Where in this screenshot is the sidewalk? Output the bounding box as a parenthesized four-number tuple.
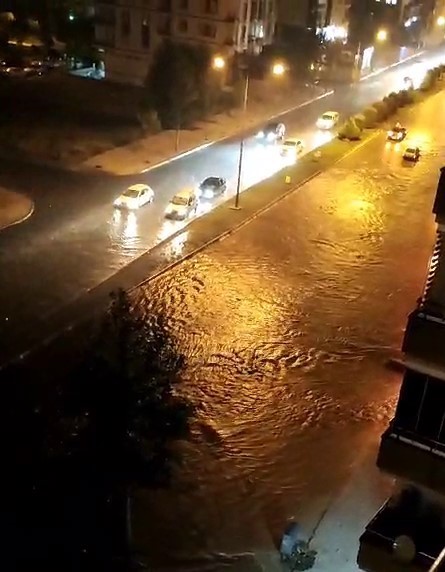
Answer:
(0, 188, 34, 231)
(82, 84, 330, 176)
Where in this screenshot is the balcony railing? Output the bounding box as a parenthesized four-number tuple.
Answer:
(358, 495, 445, 572)
(377, 426, 445, 495)
(403, 311, 445, 368)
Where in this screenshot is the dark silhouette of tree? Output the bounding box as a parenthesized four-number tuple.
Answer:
(146, 41, 214, 128)
(62, 289, 195, 566)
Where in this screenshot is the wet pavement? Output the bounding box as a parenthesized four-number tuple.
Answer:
(129, 92, 444, 569)
(0, 51, 444, 364)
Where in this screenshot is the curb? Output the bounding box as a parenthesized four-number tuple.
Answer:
(130, 130, 382, 293)
(359, 50, 426, 83)
(0, 198, 34, 231)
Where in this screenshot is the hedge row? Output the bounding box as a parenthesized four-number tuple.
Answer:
(338, 63, 445, 141)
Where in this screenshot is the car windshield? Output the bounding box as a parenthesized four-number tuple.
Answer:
(266, 123, 278, 131)
(123, 189, 140, 198)
(172, 195, 188, 206)
(393, 126, 403, 132)
(284, 141, 296, 147)
(406, 148, 416, 154)
(321, 114, 333, 120)
(201, 177, 219, 187)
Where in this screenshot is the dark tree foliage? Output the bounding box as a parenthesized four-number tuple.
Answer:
(146, 40, 214, 128)
(65, 289, 194, 486)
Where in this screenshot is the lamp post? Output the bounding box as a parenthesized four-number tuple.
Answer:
(233, 61, 286, 210)
(233, 69, 249, 210)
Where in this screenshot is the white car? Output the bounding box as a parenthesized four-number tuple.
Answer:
(280, 138, 304, 158)
(316, 111, 339, 130)
(165, 188, 198, 220)
(114, 184, 155, 209)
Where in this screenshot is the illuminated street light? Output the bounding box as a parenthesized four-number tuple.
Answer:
(212, 55, 225, 70)
(376, 29, 388, 42)
(272, 62, 285, 76)
(437, 16, 445, 27)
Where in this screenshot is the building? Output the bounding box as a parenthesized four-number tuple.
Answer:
(95, 0, 276, 85)
(348, 0, 405, 48)
(358, 167, 445, 572)
(275, 0, 349, 39)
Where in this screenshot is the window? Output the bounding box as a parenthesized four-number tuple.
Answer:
(141, 18, 150, 48)
(157, 16, 171, 35)
(159, 0, 171, 11)
(179, 0, 188, 10)
(178, 18, 188, 33)
(199, 22, 216, 37)
(121, 9, 130, 37)
(204, 0, 218, 14)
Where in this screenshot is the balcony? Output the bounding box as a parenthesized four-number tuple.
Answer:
(376, 368, 445, 492)
(377, 427, 445, 496)
(358, 493, 445, 572)
(403, 311, 445, 369)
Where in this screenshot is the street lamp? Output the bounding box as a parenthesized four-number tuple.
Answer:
(376, 29, 388, 42)
(272, 62, 286, 76)
(437, 16, 445, 27)
(212, 55, 225, 70)
(233, 61, 286, 210)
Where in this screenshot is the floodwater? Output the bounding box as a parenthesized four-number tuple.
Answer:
(130, 93, 444, 569)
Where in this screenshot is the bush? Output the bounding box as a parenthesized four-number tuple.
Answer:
(363, 106, 378, 127)
(383, 95, 398, 114)
(372, 101, 389, 121)
(420, 71, 435, 91)
(338, 118, 361, 141)
(354, 113, 366, 130)
(397, 89, 411, 106)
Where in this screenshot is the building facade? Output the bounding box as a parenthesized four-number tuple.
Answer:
(358, 167, 445, 572)
(95, 0, 276, 85)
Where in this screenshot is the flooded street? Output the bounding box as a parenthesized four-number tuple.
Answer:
(131, 93, 444, 568)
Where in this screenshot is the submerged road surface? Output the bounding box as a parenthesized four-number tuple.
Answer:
(130, 90, 444, 569)
(0, 50, 444, 363)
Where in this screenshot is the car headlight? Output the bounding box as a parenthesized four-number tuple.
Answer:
(267, 132, 275, 140)
(257, 131, 264, 138)
(113, 199, 121, 207)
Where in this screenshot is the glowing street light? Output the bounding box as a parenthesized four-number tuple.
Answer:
(376, 29, 388, 42)
(212, 55, 225, 70)
(437, 16, 445, 27)
(272, 61, 286, 76)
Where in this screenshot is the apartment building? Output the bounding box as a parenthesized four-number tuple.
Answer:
(358, 168, 445, 572)
(275, 0, 349, 43)
(95, 0, 276, 85)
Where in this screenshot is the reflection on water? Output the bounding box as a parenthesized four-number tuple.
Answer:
(109, 209, 141, 255)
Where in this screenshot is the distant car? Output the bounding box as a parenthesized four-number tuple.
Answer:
(280, 138, 304, 158)
(114, 184, 155, 209)
(403, 76, 414, 89)
(387, 125, 407, 142)
(316, 111, 339, 130)
(256, 122, 286, 143)
(198, 177, 227, 199)
(403, 147, 420, 162)
(165, 188, 198, 220)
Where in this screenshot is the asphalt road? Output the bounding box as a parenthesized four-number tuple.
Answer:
(0, 49, 444, 364)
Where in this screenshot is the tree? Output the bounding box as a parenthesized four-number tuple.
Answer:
(62, 289, 195, 565)
(146, 41, 211, 129)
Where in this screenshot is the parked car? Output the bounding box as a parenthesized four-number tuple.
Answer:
(316, 111, 339, 130)
(198, 177, 227, 199)
(403, 147, 420, 162)
(165, 188, 198, 220)
(113, 184, 155, 209)
(256, 122, 286, 143)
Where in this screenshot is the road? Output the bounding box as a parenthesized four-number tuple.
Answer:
(0, 50, 444, 364)
(130, 85, 445, 570)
